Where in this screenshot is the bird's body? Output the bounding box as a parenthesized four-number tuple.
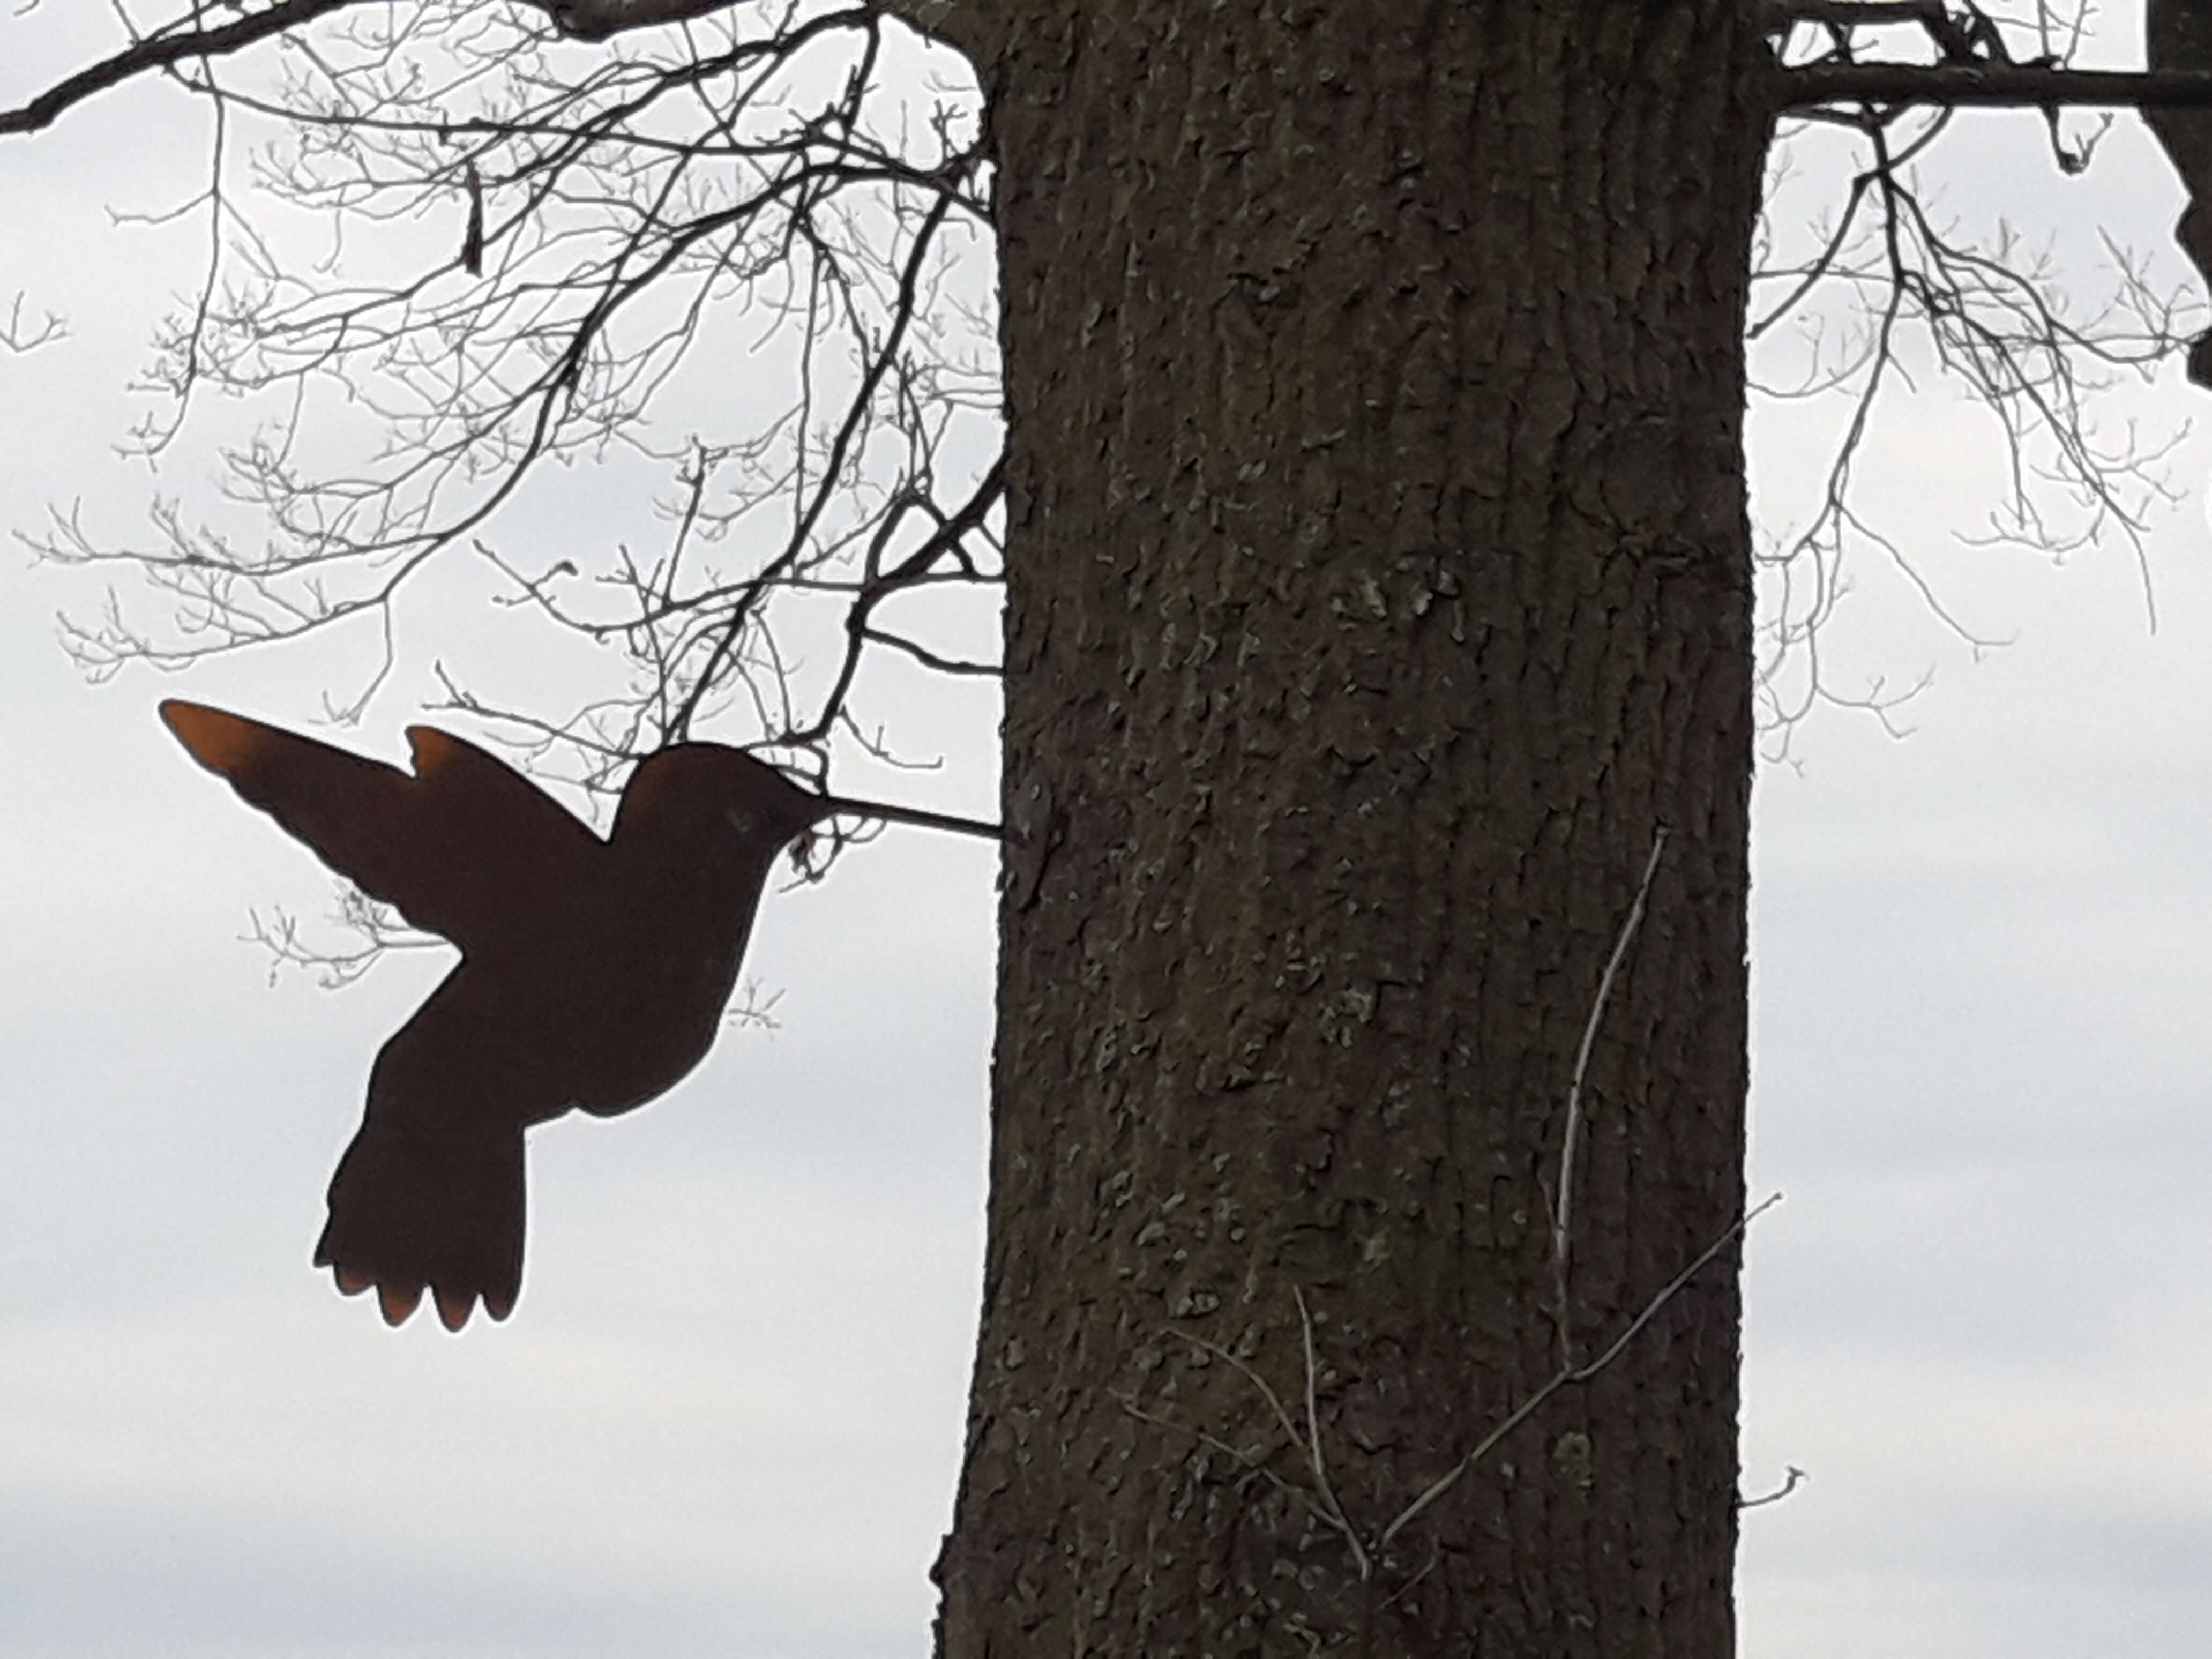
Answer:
(160, 701, 838, 1331)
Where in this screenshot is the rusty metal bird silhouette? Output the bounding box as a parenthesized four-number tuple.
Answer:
(159, 699, 998, 1333)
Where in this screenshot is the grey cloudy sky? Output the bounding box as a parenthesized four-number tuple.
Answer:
(7, 7, 2212, 1657)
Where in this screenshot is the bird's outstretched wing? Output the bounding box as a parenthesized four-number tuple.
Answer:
(160, 699, 601, 954)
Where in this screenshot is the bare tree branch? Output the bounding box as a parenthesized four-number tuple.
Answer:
(0, 0, 370, 137)
(540, 0, 757, 42)
(10, 1, 1000, 981)
(1750, 3, 2194, 752)
(1782, 64, 2212, 114)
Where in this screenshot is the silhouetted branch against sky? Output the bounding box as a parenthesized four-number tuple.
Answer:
(9, 0, 2203, 781)
(1745, 0, 2207, 749)
(0, 0, 901, 137)
(6, 0, 1003, 819)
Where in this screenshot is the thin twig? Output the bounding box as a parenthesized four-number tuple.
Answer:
(1552, 829, 1669, 1359)
(1114, 1394, 1311, 1511)
(1739, 1464, 1810, 1510)
(1380, 1192, 1783, 1551)
(1292, 1287, 1372, 1580)
(1172, 1322, 1372, 1574)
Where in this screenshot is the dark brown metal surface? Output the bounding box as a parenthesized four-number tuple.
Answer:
(159, 699, 994, 1331)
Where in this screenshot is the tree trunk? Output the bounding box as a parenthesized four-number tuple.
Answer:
(2146, 0, 2212, 383)
(935, 6, 1769, 1651)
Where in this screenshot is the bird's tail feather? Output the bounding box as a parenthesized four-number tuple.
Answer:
(313, 1123, 525, 1331)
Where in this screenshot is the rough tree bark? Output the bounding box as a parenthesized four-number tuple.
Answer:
(2147, 0, 2212, 382)
(6, 0, 2203, 1648)
(932, 4, 1771, 1653)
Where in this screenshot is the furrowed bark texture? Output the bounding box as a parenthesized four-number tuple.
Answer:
(938, 5, 1768, 1652)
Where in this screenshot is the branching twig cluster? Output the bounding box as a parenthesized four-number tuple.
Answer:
(1, 292, 67, 354)
(1764, 0, 2072, 79)
(1128, 1210, 1788, 1588)
(1753, 2, 2197, 753)
(245, 884, 443, 989)
(18, 1, 1002, 784)
(1123, 835, 1794, 1594)
(11, 1, 1003, 977)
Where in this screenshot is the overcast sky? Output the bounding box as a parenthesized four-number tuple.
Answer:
(8, 8, 2212, 1657)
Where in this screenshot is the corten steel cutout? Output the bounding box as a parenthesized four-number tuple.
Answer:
(160, 699, 998, 1332)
